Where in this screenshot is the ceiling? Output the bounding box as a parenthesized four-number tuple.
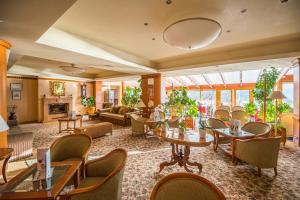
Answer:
(1, 0, 300, 80)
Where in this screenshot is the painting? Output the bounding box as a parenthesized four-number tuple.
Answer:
(10, 83, 22, 91)
(50, 81, 65, 96)
(81, 83, 87, 97)
(12, 91, 21, 100)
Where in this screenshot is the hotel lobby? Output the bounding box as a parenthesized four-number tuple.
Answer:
(0, 0, 300, 200)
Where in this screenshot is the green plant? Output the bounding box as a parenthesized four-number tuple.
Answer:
(81, 96, 95, 108)
(244, 102, 257, 116)
(278, 102, 292, 113)
(178, 121, 186, 131)
(121, 86, 141, 108)
(259, 101, 292, 123)
(253, 67, 280, 103)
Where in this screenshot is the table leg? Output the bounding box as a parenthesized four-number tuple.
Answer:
(73, 169, 80, 188)
(80, 119, 82, 127)
(67, 121, 69, 129)
(214, 132, 219, 151)
(184, 146, 202, 173)
(74, 121, 76, 129)
(59, 121, 62, 133)
(159, 144, 177, 172)
(2, 155, 11, 183)
(231, 139, 235, 163)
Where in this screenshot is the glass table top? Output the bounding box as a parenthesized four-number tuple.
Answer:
(214, 128, 255, 138)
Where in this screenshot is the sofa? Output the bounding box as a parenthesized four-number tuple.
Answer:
(74, 122, 113, 139)
(99, 106, 135, 126)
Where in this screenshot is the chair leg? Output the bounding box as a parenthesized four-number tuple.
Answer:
(258, 167, 261, 176)
(274, 167, 278, 176)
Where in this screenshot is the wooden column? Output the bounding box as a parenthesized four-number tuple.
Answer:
(121, 81, 125, 97)
(94, 81, 103, 110)
(216, 89, 221, 107)
(263, 78, 267, 123)
(292, 58, 300, 146)
(0, 40, 11, 148)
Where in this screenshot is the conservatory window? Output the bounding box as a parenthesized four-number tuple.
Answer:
(236, 90, 250, 106)
(282, 83, 293, 108)
(220, 90, 231, 106)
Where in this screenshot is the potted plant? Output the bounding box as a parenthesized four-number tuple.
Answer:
(121, 86, 141, 108)
(156, 119, 169, 133)
(244, 102, 257, 121)
(178, 121, 186, 135)
(81, 96, 96, 114)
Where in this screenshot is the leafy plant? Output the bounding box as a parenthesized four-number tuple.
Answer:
(259, 101, 292, 123)
(178, 121, 186, 131)
(278, 102, 292, 113)
(253, 67, 280, 103)
(81, 96, 95, 108)
(244, 102, 257, 116)
(121, 86, 141, 108)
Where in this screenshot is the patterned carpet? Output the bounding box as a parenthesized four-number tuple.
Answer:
(7, 120, 300, 200)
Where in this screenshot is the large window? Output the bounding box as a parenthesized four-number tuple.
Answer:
(200, 90, 216, 108)
(188, 90, 200, 102)
(282, 83, 293, 108)
(236, 90, 250, 106)
(220, 90, 231, 106)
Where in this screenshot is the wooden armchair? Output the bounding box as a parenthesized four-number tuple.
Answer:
(207, 118, 230, 151)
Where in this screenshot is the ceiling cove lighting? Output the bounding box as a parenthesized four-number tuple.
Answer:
(163, 18, 222, 50)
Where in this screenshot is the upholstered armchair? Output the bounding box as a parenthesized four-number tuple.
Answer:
(150, 172, 226, 200)
(218, 105, 230, 112)
(206, 118, 230, 151)
(50, 134, 92, 176)
(241, 122, 271, 137)
(231, 110, 249, 124)
(232, 106, 244, 111)
(214, 109, 230, 121)
(130, 114, 148, 136)
(233, 137, 281, 176)
(62, 148, 127, 200)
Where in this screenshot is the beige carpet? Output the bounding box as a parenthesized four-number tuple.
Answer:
(5, 120, 300, 200)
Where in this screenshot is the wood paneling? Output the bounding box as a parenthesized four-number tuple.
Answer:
(0, 40, 11, 148)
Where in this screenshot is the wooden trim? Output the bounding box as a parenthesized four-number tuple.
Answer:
(150, 172, 226, 200)
(141, 73, 161, 79)
(63, 148, 127, 199)
(7, 76, 38, 80)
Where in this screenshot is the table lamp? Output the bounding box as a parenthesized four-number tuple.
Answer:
(268, 90, 286, 136)
(0, 114, 9, 132)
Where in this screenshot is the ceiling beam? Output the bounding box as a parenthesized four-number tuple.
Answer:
(168, 77, 182, 86)
(277, 67, 290, 83)
(219, 72, 226, 88)
(187, 76, 200, 87)
(202, 74, 212, 88)
(174, 77, 187, 86)
(239, 71, 243, 86)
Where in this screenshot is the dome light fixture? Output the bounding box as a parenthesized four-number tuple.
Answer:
(59, 64, 85, 74)
(163, 18, 222, 50)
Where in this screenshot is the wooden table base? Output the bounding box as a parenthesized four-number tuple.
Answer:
(159, 144, 202, 173)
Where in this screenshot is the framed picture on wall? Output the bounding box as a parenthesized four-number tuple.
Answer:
(50, 81, 65, 96)
(10, 83, 22, 91)
(12, 91, 21, 100)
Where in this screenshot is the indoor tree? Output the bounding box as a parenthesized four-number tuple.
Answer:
(121, 86, 142, 108)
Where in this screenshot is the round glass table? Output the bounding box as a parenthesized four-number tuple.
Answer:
(155, 129, 213, 173)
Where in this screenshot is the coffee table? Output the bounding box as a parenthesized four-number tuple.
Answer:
(58, 116, 82, 133)
(213, 128, 255, 162)
(0, 160, 82, 200)
(155, 129, 213, 173)
(0, 148, 13, 183)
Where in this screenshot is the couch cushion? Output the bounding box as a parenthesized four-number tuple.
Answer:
(118, 107, 129, 115)
(100, 112, 124, 120)
(78, 177, 105, 188)
(111, 107, 120, 114)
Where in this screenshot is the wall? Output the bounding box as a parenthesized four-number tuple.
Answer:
(37, 79, 94, 122)
(7, 77, 38, 123)
(7, 77, 94, 123)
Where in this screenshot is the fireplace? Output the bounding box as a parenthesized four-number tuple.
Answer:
(48, 103, 68, 115)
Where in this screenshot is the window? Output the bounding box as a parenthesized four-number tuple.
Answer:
(282, 83, 293, 108)
(220, 90, 231, 106)
(200, 90, 216, 108)
(188, 90, 200, 102)
(236, 90, 249, 106)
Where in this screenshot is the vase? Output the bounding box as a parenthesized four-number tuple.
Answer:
(87, 106, 95, 115)
(199, 129, 206, 139)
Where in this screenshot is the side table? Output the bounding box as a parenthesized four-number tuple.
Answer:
(0, 148, 14, 183)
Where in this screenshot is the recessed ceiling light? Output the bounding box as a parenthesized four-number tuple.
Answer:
(144, 22, 148, 26)
(166, 0, 172, 5)
(281, 0, 288, 3)
(152, 38, 155, 40)
(241, 9, 247, 13)
(226, 30, 231, 33)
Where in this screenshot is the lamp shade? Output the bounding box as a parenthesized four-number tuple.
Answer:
(148, 100, 154, 107)
(268, 91, 286, 100)
(0, 115, 9, 132)
(137, 100, 146, 108)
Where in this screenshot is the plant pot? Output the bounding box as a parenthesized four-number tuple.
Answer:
(87, 106, 95, 115)
(199, 129, 206, 139)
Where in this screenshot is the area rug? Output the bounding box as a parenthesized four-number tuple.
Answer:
(8, 121, 300, 200)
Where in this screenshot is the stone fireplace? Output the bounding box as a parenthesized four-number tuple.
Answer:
(42, 96, 73, 122)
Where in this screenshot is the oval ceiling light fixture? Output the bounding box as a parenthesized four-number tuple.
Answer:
(163, 18, 222, 50)
(60, 64, 86, 74)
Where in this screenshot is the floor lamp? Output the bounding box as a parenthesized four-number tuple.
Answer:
(268, 91, 286, 136)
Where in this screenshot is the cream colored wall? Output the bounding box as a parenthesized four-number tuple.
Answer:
(37, 79, 94, 122)
(7, 78, 38, 123)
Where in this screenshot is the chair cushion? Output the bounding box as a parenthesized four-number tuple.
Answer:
(111, 107, 120, 114)
(100, 112, 124, 120)
(78, 177, 105, 188)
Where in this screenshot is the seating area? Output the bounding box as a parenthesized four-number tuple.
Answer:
(1, 1, 300, 200)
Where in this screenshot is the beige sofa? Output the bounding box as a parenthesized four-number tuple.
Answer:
(99, 106, 134, 126)
(75, 122, 113, 139)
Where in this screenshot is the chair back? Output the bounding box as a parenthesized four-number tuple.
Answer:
(241, 122, 271, 137)
(150, 173, 226, 200)
(232, 106, 244, 111)
(218, 105, 230, 112)
(206, 118, 227, 129)
(214, 109, 230, 121)
(231, 110, 249, 123)
(50, 134, 91, 162)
